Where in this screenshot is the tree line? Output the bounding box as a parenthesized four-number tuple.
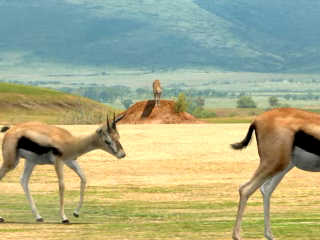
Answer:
(58, 85, 230, 106)
(59, 85, 231, 100)
(59, 85, 318, 112)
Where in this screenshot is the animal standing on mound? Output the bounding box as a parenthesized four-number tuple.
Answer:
(152, 79, 162, 107)
(231, 108, 320, 240)
(0, 114, 125, 223)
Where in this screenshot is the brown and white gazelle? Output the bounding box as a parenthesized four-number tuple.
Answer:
(231, 108, 320, 240)
(152, 79, 162, 107)
(0, 114, 125, 223)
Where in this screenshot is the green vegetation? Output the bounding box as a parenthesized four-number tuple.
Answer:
(184, 96, 216, 118)
(0, 82, 266, 125)
(236, 95, 257, 108)
(50, 76, 320, 113)
(0, 82, 63, 96)
(121, 99, 133, 109)
(200, 108, 264, 123)
(174, 93, 188, 113)
(0, 186, 234, 239)
(1, 185, 320, 239)
(0, 83, 119, 124)
(2, 80, 320, 124)
(203, 117, 253, 124)
(268, 96, 279, 107)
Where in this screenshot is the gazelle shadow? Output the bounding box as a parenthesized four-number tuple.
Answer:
(141, 100, 156, 118)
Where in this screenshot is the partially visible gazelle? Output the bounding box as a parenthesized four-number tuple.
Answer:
(231, 108, 320, 240)
(0, 114, 125, 223)
(152, 79, 162, 107)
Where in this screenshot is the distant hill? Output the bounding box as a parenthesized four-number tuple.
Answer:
(0, 0, 320, 72)
(0, 82, 119, 124)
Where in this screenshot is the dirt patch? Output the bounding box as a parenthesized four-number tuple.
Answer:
(118, 100, 204, 124)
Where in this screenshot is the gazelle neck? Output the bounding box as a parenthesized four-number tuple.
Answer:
(66, 133, 99, 159)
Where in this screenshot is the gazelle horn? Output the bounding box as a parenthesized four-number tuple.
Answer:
(106, 115, 110, 130)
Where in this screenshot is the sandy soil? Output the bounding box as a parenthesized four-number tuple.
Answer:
(1, 123, 317, 201)
(1, 123, 320, 240)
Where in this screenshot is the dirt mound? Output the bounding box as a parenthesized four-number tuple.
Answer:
(118, 100, 204, 124)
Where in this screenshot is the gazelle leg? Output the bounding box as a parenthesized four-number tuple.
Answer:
(65, 160, 87, 218)
(20, 160, 44, 222)
(55, 160, 69, 223)
(0, 148, 19, 180)
(0, 166, 11, 180)
(232, 165, 268, 240)
(232, 163, 284, 240)
(0, 166, 10, 223)
(260, 162, 294, 240)
(232, 128, 293, 240)
(0, 151, 19, 222)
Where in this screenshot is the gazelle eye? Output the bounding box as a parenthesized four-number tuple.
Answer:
(105, 135, 112, 145)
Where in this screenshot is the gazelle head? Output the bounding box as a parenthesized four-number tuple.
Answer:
(96, 113, 126, 159)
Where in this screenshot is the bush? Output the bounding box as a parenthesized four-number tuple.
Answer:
(191, 107, 217, 118)
(268, 96, 279, 107)
(174, 93, 188, 113)
(236, 96, 257, 108)
(122, 99, 133, 109)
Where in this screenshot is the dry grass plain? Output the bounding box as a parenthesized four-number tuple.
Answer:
(1, 124, 320, 239)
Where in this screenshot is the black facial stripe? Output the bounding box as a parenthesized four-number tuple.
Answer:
(17, 137, 63, 156)
(115, 141, 123, 150)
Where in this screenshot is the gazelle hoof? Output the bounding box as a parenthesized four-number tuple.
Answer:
(36, 218, 44, 222)
(62, 219, 70, 224)
(0, 217, 4, 223)
(73, 212, 79, 218)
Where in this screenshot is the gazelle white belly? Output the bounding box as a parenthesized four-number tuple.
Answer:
(292, 147, 320, 172)
(18, 149, 56, 165)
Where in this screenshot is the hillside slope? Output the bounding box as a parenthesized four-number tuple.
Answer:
(0, 0, 320, 72)
(0, 82, 118, 124)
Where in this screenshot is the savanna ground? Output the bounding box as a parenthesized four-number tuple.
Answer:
(1, 124, 320, 240)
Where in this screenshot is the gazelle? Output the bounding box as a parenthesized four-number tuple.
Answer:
(231, 108, 320, 240)
(152, 79, 162, 107)
(0, 114, 125, 223)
